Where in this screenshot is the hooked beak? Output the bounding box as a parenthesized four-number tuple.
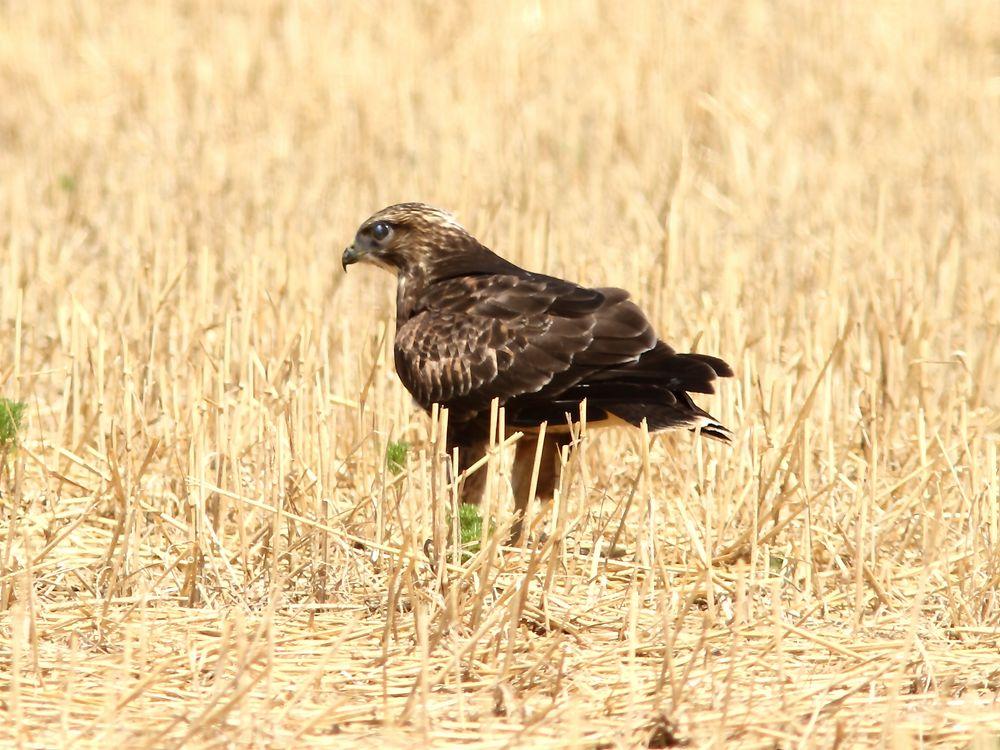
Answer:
(342, 245, 363, 271)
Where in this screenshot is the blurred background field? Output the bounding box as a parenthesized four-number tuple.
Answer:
(1, 1, 998, 747)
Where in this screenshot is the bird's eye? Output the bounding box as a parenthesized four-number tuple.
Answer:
(371, 222, 391, 241)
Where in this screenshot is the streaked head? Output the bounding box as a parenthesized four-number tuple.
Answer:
(342, 203, 471, 273)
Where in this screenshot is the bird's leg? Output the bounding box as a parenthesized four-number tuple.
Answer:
(510, 434, 566, 545)
(449, 437, 488, 507)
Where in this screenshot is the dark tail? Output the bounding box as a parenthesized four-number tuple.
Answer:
(510, 342, 735, 442)
(580, 386, 734, 444)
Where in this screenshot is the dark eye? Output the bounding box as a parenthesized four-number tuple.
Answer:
(371, 222, 391, 241)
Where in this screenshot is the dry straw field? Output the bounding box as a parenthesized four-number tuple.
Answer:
(1, 1, 999, 747)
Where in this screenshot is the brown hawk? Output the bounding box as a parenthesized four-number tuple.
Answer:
(343, 203, 732, 537)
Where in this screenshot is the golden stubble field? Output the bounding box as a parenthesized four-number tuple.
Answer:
(1, 1, 998, 747)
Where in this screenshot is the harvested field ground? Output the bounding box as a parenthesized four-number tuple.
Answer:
(1, 1, 999, 747)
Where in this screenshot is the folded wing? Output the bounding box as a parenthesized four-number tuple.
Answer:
(394, 272, 732, 441)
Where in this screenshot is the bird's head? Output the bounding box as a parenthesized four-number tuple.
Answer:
(342, 203, 474, 274)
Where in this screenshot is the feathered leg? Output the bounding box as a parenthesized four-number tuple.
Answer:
(451, 436, 488, 507)
(510, 433, 569, 543)
(449, 430, 569, 545)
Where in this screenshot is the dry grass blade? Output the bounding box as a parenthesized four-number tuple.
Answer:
(0, 1, 998, 747)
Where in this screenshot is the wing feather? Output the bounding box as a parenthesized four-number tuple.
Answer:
(394, 274, 623, 418)
(393, 272, 725, 434)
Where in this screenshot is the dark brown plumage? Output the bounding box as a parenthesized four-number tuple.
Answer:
(343, 203, 733, 533)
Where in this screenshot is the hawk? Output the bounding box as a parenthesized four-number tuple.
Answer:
(343, 203, 732, 537)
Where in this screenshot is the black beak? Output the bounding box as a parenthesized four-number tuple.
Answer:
(342, 245, 361, 271)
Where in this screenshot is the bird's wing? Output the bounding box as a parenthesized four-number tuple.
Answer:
(393, 274, 656, 419)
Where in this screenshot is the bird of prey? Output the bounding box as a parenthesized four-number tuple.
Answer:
(342, 203, 732, 537)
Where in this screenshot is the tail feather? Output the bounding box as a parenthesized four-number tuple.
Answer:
(697, 421, 734, 443)
(589, 343, 730, 394)
(506, 340, 734, 442)
(600, 396, 732, 444)
(509, 383, 733, 443)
